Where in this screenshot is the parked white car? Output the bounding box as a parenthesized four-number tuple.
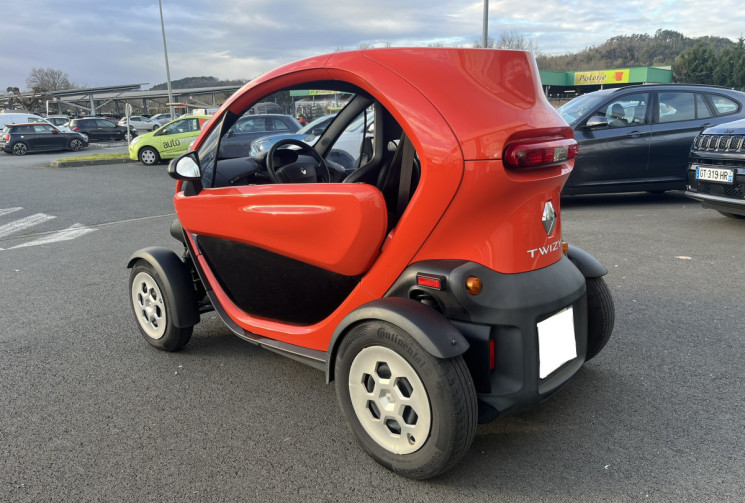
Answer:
(149, 113, 177, 125)
(118, 116, 158, 132)
(45, 116, 72, 132)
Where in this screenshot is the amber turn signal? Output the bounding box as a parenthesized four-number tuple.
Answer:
(562, 241, 569, 255)
(465, 276, 482, 295)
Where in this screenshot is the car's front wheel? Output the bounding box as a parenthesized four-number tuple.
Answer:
(335, 320, 477, 479)
(139, 147, 161, 166)
(129, 261, 192, 351)
(68, 138, 85, 151)
(12, 142, 28, 155)
(79, 132, 90, 143)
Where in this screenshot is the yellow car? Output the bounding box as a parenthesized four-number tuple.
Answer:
(128, 115, 211, 165)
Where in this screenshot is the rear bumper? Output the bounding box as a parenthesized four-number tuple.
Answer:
(387, 257, 588, 423)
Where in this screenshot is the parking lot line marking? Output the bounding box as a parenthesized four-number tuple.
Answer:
(0, 213, 56, 238)
(10, 223, 97, 249)
(0, 207, 23, 217)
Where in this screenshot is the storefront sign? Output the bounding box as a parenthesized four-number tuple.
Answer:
(574, 69, 630, 86)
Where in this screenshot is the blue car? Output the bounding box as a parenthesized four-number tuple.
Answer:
(249, 114, 336, 156)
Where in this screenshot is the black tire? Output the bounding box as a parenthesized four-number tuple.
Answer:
(717, 210, 745, 219)
(335, 320, 477, 479)
(129, 261, 192, 351)
(80, 132, 90, 143)
(12, 142, 28, 156)
(585, 277, 615, 361)
(68, 138, 85, 151)
(139, 147, 161, 166)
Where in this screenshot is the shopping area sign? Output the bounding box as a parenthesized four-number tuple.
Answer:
(574, 69, 630, 86)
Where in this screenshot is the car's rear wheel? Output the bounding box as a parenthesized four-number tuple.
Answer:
(335, 320, 477, 479)
(68, 138, 85, 151)
(139, 147, 161, 166)
(129, 261, 192, 351)
(12, 142, 28, 155)
(586, 276, 615, 361)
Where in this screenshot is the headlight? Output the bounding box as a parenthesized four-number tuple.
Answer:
(131, 136, 142, 145)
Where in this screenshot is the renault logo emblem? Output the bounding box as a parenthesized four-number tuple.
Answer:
(542, 201, 556, 236)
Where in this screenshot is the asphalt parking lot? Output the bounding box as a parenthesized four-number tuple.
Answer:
(0, 150, 743, 501)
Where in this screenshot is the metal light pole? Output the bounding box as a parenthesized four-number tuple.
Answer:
(159, 0, 175, 117)
(482, 0, 489, 48)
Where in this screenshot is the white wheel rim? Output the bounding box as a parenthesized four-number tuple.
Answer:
(348, 345, 431, 454)
(131, 272, 166, 340)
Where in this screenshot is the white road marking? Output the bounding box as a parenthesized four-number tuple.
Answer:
(10, 223, 97, 249)
(0, 213, 56, 238)
(0, 207, 23, 217)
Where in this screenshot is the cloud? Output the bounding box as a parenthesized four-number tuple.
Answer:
(2, 0, 744, 92)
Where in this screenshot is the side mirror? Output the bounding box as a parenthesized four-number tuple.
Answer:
(168, 152, 203, 194)
(168, 151, 201, 179)
(584, 115, 609, 129)
(52, 129, 59, 134)
(311, 127, 325, 136)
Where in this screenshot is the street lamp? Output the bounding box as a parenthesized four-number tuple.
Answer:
(158, 0, 175, 117)
(482, 0, 489, 49)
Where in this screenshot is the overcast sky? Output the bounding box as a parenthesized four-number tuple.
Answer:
(3, 0, 743, 91)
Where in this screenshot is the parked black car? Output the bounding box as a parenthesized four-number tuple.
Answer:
(218, 114, 301, 158)
(68, 117, 135, 142)
(1, 123, 87, 155)
(685, 118, 745, 218)
(558, 84, 745, 195)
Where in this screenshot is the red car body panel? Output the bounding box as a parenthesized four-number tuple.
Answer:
(178, 48, 575, 350)
(174, 184, 387, 276)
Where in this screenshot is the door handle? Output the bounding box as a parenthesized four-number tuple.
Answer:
(626, 130, 649, 137)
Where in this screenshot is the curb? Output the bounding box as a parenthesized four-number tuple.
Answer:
(50, 158, 136, 168)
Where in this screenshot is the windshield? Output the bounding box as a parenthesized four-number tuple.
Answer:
(558, 92, 610, 125)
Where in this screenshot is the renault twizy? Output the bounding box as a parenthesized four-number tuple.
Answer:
(128, 48, 615, 479)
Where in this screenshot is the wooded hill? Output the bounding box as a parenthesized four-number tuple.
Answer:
(149, 76, 246, 90)
(536, 29, 745, 90)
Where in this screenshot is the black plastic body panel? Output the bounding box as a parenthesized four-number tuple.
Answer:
(127, 247, 200, 328)
(387, 257, 589, 422)
(325, 297, 470, 382)
(198, 236, 359, 325)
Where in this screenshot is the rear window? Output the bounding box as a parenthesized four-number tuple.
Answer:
(709, 94, 740, 116)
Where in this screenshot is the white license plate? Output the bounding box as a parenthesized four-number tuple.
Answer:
(695, 166, 734, 184)
(537, 307, 577, 379)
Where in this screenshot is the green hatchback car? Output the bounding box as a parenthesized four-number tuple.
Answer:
(128, 115, 212, 165)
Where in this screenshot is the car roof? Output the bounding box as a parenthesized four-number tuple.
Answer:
(603, 83, 745, 94)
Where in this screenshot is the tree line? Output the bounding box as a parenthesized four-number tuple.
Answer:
(536, 29, 745, 90)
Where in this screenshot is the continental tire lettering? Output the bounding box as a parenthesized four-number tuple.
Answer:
(377, 327, 424, 367)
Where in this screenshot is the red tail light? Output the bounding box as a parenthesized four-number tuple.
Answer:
(504, 138, 578, 169)
(72, 126, 80, 131)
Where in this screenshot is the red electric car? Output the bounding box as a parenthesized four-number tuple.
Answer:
(128, 48, 614, 479)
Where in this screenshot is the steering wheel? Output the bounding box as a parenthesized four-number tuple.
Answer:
(266, 139, 330, 183)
